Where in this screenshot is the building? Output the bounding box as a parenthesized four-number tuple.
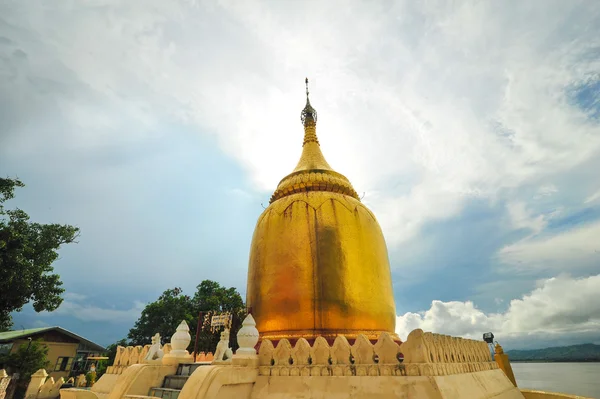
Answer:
(0, 326, 105, 380)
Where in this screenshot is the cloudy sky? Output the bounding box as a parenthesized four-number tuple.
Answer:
(1, 0, 599, 350)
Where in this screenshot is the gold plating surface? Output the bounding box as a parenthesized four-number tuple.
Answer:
(247, 85, 396, 342)
(293, 121, 331, 171)
(269, 119, 359, 203)
(247, 191, 397, 340)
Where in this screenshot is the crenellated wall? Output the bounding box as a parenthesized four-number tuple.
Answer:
(105, 344, 171, 375)
(105, 344, 214, 375)
(0, 369, 10, 399)
(23, 369, 87, 399)
(58, 321, 587, 399)
(256, 329, 498, 378)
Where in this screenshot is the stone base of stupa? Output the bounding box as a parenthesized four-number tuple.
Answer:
(60, 328, 590, 399)
(249, 370, 522, 398)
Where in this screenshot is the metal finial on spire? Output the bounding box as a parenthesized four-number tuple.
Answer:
(305, 77, 309, 97)
(301, 77, 317, 125)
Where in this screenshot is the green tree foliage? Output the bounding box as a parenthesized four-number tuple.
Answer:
(127, 280, 245, 353)
(0, 178, 79, 330)
(127, 288, 195, 346)
(0, 339, 50, 399)
(193, 280, 245, 312)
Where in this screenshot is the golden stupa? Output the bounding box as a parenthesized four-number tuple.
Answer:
(246, 79, 398, 344)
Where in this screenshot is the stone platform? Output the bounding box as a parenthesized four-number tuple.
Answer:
(59, 326, 593, 399)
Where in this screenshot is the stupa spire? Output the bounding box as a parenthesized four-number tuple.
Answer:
(301, 78, 318, 135)
(293, 78, 332, 171)
(268, 78, 360, 203)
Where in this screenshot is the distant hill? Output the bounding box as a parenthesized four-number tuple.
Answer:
(506, 343, 600, 362)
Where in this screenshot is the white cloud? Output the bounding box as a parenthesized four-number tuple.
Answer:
(2, 1, 599, 249)
(63, 292, 88, 302)
(535, 185, 558, 199)
(584, 189, 600, 204)
(498, 220, 600, 271)
(506, 201, 547, 235)
(396, 274, 600, 344)
(39, 294, 145, 323)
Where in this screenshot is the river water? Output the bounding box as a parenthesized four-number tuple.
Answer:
(512, 362, 600, 398)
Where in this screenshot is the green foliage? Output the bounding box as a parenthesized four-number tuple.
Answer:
(95, 359, 107, 379)
(127, 287, 195, 346)
(0, 340, 50, 399)
(85, 370, 96, 387)
(0, 178, 80, 330)
(0, 315, 12, 332)
(506, 343, 600, 362)
(0, 339, 49, 380)
(127, 280, 245, 353)
(193, 280, 245, 312)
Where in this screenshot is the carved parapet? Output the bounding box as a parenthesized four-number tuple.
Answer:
(256, 329, 497, 377)
(106, 344, 155, 374)
(37, 376, 64, 399)
(114, 346, 125, 367)
(121, 346, 132, 367)
(128, 346, 143, 365)
(399, 329, 498, 376)
(271, 339, 293, 376)
(258, 339, 275, 376)
(139, 344, 151, 362)
(0, 370, 10, 399)
(258, 333, 401, 377)
(291, 338, 311, 366)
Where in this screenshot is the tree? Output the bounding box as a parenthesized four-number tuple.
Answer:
(0, 178, 80, 330)
(127, 281, 245, 353)
(127, 288, 195, 346)
(193, 280, 244, 313)
(0, 339, 50, 399)
(192, 280, 246, 353)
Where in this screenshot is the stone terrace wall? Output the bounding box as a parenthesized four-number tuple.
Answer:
(105, 344, 171, 374)
(104, 344, 215, 375)
(257, 329, 497, 377)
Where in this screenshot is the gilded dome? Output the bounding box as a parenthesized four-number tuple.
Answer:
(246, 80, 397, 343)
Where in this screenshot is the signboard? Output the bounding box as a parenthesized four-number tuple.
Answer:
(211, 314, 232, 328)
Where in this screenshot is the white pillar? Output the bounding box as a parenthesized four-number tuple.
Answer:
(25, 369, 47, 399)
(232, 314, 260, 367)
(162, 320, 193, 365)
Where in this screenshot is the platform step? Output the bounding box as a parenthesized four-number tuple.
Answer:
(149, 387, 181, 399)
(162, 375, 188, 390)
(176, 363, 208, 376)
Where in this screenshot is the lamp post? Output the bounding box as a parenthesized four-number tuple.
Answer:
(483, 332, 495, 359)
